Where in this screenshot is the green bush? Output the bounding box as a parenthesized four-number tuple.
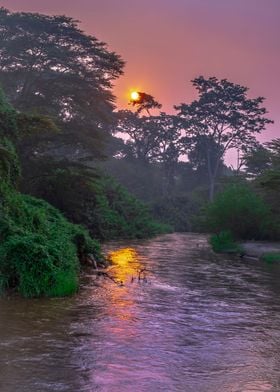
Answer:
(209, 230, 242, 253)
(89, 177, 170, 240)
(206, 184, 272, 240)
(0, 183, 101, 297)
(260, 252, 280, 263)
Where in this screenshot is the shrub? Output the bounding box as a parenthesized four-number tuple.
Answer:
(209, 230, 242, 253)
(206, 184, 272, 240)
(0, 184, 102, 297)
(260, 252, 280, 263)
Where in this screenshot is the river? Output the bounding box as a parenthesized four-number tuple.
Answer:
(1, 233, 280, 391)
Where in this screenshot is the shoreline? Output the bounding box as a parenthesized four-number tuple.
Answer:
(241, 242, 280, 260)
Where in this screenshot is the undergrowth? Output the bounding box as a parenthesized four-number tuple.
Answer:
(209, 230, 242, 254)
(0, 183, 101, 297)
(261, 252, 280, 264)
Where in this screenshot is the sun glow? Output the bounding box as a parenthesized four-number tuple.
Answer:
(130, 91, 140, 101)
(107, 248, 142, 283)
(108, 248, 138, 267)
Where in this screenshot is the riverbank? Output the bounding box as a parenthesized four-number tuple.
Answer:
(3, 233, 280, 391)
(241, 241, 280, 261)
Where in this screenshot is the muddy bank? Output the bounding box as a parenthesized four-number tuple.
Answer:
(241, 242, 280, 259)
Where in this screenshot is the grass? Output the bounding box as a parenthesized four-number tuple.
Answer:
(261, 252, 280, 264)
(209, 230, 242, 254)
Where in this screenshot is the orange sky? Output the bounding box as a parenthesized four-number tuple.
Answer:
(2, 0, 280, 157)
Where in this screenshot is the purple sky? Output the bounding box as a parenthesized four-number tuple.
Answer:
(1, 0, 279, 161)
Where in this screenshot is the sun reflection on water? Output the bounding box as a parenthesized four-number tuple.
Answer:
(107, 248, 142, 284)
(103, 247, 145, 327)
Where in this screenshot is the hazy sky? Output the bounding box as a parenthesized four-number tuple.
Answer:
(1, 0, 279, 149)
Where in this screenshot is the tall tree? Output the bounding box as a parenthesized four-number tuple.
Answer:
(186, 134, 225, 184)
(117, 110, 162, 163)
(116, 111, 182, 194)
(175, 76, 273, 200)
(0, 8, 124, 158)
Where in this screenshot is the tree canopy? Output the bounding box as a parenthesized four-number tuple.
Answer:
(175, 76, 273, 199)
(0, 7, 124, 157)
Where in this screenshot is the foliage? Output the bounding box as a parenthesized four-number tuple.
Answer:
(175, 76, 273, 200)
(117, 111, 181, 160)
(130, 92, 162, 115)
(0, 88, 18, 140)
(242, 144, 272, 178)
(102, 157, 213, 231)
(151, 194, 202, 232)
(20, 159, 169, 241)
(209, 230, 242, 253)
(260, 252, 280, 264)
(0, 183, 101, 297)
(0, 92, 21, 184)
(102, 157, 166, 201)
(0, 138, 20, 185)
(88, 177, 170, 240)
(0, 87, 102, 297)
(205, 183, 272, 240)
(265, 139, 280, 168)
(258, 169, 280, 196)
(0, 7, 124, 159)
(117, 111, 183, 192)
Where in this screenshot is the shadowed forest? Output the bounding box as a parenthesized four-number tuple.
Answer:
(0, 8, 279, 297)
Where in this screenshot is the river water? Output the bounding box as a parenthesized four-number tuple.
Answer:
(1, 233, 280, 392)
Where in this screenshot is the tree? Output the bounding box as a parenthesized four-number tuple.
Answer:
(265, 138, 280, 168)
(242, 144, 272, 178)
(117, 110, 182, 192)
(255, 139, 280, 237)
(151, 113, 183, 192)
(0, 89, 20, 183)
(130, 92, 162, 115)
(175, 76, 273, 200)
(0, 8, 124, 158)
(117, 110, 161, 163)
(187, 134, 225, 185)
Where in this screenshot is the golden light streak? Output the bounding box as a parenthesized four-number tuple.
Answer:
(107, 247, 142, 283)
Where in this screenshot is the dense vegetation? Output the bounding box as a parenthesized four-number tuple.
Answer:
(205, 141, 280, 251)
(0, 184, 101, 297)
(205, 183, 272, 240)
(0, 92, 101, 297)
(0, 9, 167, 297)
(21, 161, 169, 241)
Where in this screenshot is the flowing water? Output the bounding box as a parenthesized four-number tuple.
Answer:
(1, 233, 280, 392)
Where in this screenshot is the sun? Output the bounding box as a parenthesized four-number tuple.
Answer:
(130, 91, 140, 101)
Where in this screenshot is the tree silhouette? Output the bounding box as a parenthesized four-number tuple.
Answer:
(0, 8, 124, 157)
(175, 76, 273, 200)
(130, 92, 162, 115)
(117, 110, 182, 193)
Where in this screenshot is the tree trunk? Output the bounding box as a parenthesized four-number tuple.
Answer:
(207, 154, 222, 202)
(209, 178, 215, 202)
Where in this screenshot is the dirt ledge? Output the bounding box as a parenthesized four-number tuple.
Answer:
(241, 242, 280, 258)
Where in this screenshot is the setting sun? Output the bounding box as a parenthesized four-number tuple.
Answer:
(130, 91, 140, 101)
